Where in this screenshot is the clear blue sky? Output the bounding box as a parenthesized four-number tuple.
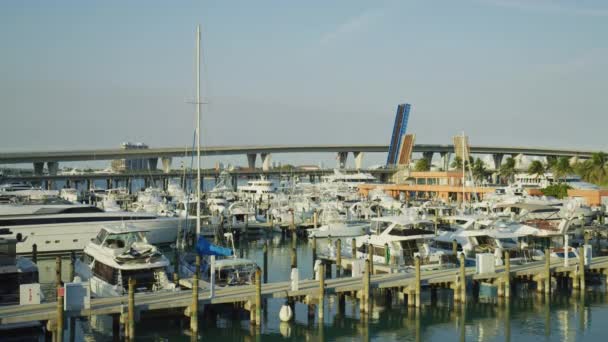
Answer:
(1, 0, 607, 167)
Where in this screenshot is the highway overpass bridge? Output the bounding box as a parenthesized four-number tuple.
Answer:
(0, 144, 602, 175)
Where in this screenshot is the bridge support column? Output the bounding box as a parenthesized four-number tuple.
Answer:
(492, 154, 504, 171)
(440, 152, 451, 171)
(570, 155, 579, 166)
(148, 158, 158, 171)
(354, 152, 364, 170)
(261, 153, 272, 172)
(422, 152, 434, 166)
(161, 157, 172, 173)
(33, 162, 44, 176)
(247, 154, 257, 169)
(46, 162, 59, 176)
(337, 152, 348, 169)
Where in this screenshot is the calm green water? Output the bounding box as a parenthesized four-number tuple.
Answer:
(36, 236, 608, 341)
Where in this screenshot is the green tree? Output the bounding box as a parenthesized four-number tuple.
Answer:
(471, 158, 488, 183)
(588, 152, 607, 184)
(499, 157, 516, 184)
(414, 158, 431, 172)
(551, 156, 573, 183)
(528, 160, 545, 179)
(541, 184, 571, 199)
(451, 156, 462, 170)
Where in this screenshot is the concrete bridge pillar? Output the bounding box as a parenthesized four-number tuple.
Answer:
(247, 154, 257, 169)
(513, 154, 524, 170)
(422, 152, 434, 166)
(33, 162, 44, 176)
(161, 157, 172, 173)
(337, 152, 348, 169)
(569, 155, 578, 166)
(46, 162, 59, 176)
(492, 154, 504, 170)
(148, 158, 158, 171)
(354, 152, 364, 170)
(440, 152, 451, 171)
(261, 153, 272, 172)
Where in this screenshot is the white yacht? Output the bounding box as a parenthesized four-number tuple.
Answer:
(238, 176, 276, 201)
(0, 204, 193, 255)
(59, 188, 81, 203)
(321, 169, 377, 190)
(75, 225, 175, 297)
(308, 209, 369, 238)
(355, 216, 447, 268)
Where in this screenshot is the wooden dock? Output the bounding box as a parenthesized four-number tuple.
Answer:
(2, 253, 608, 339)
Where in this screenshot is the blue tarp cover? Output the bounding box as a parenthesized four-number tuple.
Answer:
(195, 236, 233, 257)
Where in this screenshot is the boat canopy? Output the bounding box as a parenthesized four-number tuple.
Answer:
(196, 236, 233, 257)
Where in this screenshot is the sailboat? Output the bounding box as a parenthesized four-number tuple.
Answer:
(176, 25, 258, 287)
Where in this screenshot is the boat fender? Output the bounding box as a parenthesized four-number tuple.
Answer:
(279, 303, 293, 322)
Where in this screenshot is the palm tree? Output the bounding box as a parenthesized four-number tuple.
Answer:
(589, 152, 607, 184)
(552, 156, 573, 183)
(499, 157, 516, 184)
(528, 160, 545, 181)
(451, 156, 462, 170)
(414, 158, 431, 172)
(471, 158, 487, 183)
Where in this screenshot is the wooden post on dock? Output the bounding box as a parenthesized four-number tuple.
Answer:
(55, 256, 62, 287)
(313, 209, 318, 228)
(32, 244, 37, 264)
(415, 256, 421, 308)
(452, 240, 458, 256)
(128, 278, 135, 340)
(56, 286, 64, 342)
(504, 251, 511, 298)
(544, 249, 551, 294)
(351, 238, 357, 259)
(291, 247, 297, 269)
(263, 242, 268, 283)
(584, 231, 590, 246)
(191, 256, 200, 334)
(367, 243, 374, 275)
(318, 263, 325, 320)
(336, 239, 342, 277)
(312, 236, 317, 268)
(361, 259, 370, 313)
(579, 246, 586, 291)
(459, 253, 466, 303)
(255, 267, 262, 325)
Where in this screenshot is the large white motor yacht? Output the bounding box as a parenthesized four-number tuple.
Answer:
(75, 225, 175, 297)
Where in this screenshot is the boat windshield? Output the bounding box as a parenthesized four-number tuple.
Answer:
(101, 232, 144, 249)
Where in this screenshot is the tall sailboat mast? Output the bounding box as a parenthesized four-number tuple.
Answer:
(196, 25, 202, 237)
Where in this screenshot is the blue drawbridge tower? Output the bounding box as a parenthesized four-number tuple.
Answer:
(386, 103, 411, 166)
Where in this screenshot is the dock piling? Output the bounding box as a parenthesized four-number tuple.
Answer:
(504, 251, 511, 298)
(291, 247, 297, 269)
(579, 246, 586, 291)
(361, 259, 370, 313)
(255, 267, 262, 326)
(56, 286, 64, 342)
(459, 253, 466, 303)
(55, 256, 62, 288)
(312, 236, 317, 268)
(351, 238, 357, 259)
(128, 278, 135, 340)
(318, 263, 325, 321)
(190, 256, 200, 334)
(69, 251, 75, 282)
(336, 239, 342, 277)
(544, 249, 551, 294)
(415, 256, 421, 308)
(263, 242, 268, 283)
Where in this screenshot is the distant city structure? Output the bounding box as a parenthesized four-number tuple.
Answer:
(111, 142, 149, 172)
(386, 103, 411, 166)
